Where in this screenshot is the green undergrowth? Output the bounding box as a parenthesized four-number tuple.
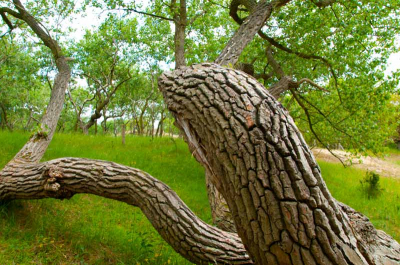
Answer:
(318, 161, 400, 243)
(0, 131, 207, 264)
(0, 131, 399, 264)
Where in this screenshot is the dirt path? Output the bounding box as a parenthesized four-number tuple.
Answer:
(312, 148, 400, 178)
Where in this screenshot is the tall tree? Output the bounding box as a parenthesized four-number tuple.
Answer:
(1, 1, 400, 264)
(68, 15, 137, 134)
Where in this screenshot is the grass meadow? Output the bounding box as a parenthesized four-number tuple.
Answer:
(0, 131, 399, 264)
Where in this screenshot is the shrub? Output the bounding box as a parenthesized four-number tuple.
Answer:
(360, 171, 383, 199)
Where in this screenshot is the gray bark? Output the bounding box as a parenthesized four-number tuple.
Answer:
(159, 63, 400, 265)
(0, 158, 252, 265)
(122, 123, 126, 145)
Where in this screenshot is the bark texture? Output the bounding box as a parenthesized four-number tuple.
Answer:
(159, 63, 400, 265)
(0, 158, 252, 265)
(206, 171, 237, 233)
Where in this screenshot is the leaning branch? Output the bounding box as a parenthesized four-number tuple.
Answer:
(215, 0, 273, 66)
(0, 158, 253, 265)
(4, 0, 71, 166)
(122, 8, 174, 22)
(289, 87, 347, 166)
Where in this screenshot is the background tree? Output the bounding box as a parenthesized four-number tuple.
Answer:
(68, 15, 138, 134)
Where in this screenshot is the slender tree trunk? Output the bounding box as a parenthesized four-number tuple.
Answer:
(7, 58, 71, 165)
(122, 123, 126, 145)
(159, 63, 400, 265)
(215, 0, 273, 67)
(74, 118, 79, 132)
(0, 103, 12, 131)
(173, 0, 187, 69)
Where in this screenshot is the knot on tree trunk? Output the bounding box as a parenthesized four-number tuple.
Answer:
(43, 166, 74, 199)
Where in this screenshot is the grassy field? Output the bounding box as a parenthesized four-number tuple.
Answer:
(0, 131, 399, 264)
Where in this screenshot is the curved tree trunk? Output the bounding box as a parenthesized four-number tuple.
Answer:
(159, 63, 400, 265)
(1, 1, 400, 264)
(207, 0, 275, 232)
(0, 158, 252, 265)
(206, 171, 237, 233)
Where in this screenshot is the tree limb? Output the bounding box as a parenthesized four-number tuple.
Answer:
(0, 158, 253, 265)
(122, 8, 174, 22)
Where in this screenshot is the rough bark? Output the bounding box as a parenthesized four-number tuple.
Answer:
(209, 0, 276, 232)
(159, 63, 400, 265)
(0, 158, 252, 265)
(206, 171, 237, 233)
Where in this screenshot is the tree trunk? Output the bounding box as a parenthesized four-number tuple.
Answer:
(122, 123, 126, 145)
(159, 63, 400, 265)
(0, 158, 252, 265)
(7, 57, 71, 165)
(174, 0, 187, 69)
(0, 103, 12, 131)
(215, 0, 272, 67)
(205, 0, 275, 232)
(206, 171, 237, 233)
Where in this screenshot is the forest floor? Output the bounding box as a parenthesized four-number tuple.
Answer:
(312, 148, 400, 178)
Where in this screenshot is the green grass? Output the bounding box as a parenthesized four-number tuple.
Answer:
(319, 161, 400, 242)
(0, 131, 208, 264)
(0, 131, 399, 264)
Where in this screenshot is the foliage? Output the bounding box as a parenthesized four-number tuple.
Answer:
(1, 0, 399, 149)
(360, 171, 383, 199)
(239, 0, 400, 154)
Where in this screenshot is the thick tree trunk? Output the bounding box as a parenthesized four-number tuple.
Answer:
(159, 63, 400, 265)
(0, 158, 252, 265)
(207, 0, 276, 232)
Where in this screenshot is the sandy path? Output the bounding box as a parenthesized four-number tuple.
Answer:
(312, 148, 400, 178)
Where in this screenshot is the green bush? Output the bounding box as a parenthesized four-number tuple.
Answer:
(360, 171, 383, 199)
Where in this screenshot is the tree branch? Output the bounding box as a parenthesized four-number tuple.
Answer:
(122, 8, 174, 22)
(311, 0, 336, 8)
(215, 0, 273, 66)
(0, 158, 253, 265)
(289, 86, 347, 166)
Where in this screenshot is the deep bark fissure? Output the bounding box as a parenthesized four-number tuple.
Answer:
(159, 63, 400, 265)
